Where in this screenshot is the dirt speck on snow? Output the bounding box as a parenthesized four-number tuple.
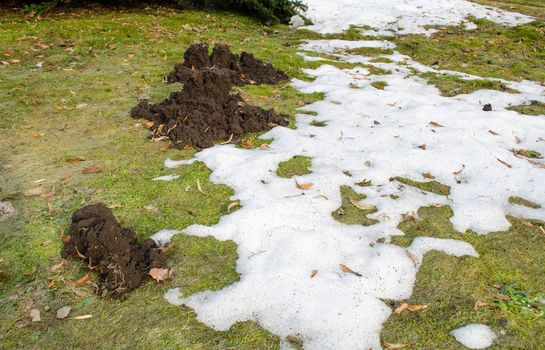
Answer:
(61, 203, 165, 297)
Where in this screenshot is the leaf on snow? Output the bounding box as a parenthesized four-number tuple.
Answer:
(422, 172, 435, 179)
(429, 121, 444, 128)
(295, 180, 314, 190)
(339, 264, 362, 277)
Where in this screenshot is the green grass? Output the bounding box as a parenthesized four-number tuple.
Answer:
(345, 47, 395, 57)
(383, 205, 545, 349)
(0, 6, 342, 348)
(276, 156, 312, 178)
(332, 185, 378, 226)
(419, 72, 519, 97)
(509, 196, 541, 209)
(470, 0, 545, 20)
(395, 19, 545, 82)
(393, 177, 451, 196)
(507, 100, 545, 116)
(371, 81, 388, 90)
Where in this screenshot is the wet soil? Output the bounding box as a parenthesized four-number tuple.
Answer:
(131, 44, 289, 149)
(164, 43, 288, 85)
(61, 203, 165, 298)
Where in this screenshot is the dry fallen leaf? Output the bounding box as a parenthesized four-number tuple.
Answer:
(339, 264, 362, 277)
(144, 205, 159, 213)
(429, 121, 445, 128)
(453, 165, 465, 176)
(64, 273, 91, 286)
(488, 130, 499, 136)
(405, 250, 419, 265)
(30, 309, 41, 322)
(528, 159, 545, 169)
(310, 270, 318, 278)
(496, 158, 512, 168)
(56, 306, 71, 319)
(82, 166, 102, 174)
(349, 198, 375, 211)
(196, 179, 208, 195)
(295, 180, 314, 190)
(66, 156, 86, 163)
(474, 300, 489, 310)
(330, 100, 342, 105)
(51, 259, 68, 272)
(227, 201, 240, 213)
(24, 187, 45, 197)
(149, 268, 171, 282)
(394, 302, 428, 314)
(422, 172, 435, 179)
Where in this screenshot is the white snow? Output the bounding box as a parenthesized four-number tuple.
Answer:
(451, 324, 497, 349)
(152, 174, 180, 181)
(301, 0, 533, 34)
(155, 2, 545, 349)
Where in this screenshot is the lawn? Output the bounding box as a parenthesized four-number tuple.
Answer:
(1, 3, 544, 349)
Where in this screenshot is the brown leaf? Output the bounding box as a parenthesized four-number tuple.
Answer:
(310, 270, 318, 278)
(51, 259, 68, 272)
(422, 172, 435, 179)
(227, 201, 240, 213)
(148, 268, 171, 282)
(394, 302, 428, 314)
(295, 180, 314, 190)
(108, 204, 122, 209)
(355, 179, 371, 187)
(47, 202, 56, 216)
(60, 229, 71, 244)
(196, 179, 208, 195)
(474, 300, 489, 310)
(144, 121, 154, 128)
(418, 144, 427, 150)
(339, 264, 362, 277)
(496, 158, 512, 168)
(515, 136, 521, 144)
(24, 187, 45, 197)
(330, 100, 342, 105)
(158, 244, 175, 253)
(528, 159, 545, 169)
(429, 121, 445, 128)
(488, 130, 499, 136)
(31, 132, 45, 138)
(56, 306, 71, 319)
(453, 165, 465, 175)
(64, 273, 91, 286)
(405, 250, 419, 264)
(66, 156, 86, 163)
(349, 198, 375, 211)
(30, 309, 41, 322)
(82, 166, 102, 174)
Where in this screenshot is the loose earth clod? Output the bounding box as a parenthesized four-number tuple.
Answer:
(61, 203, 165, 298)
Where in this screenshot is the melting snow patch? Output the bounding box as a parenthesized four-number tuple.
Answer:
(157, 2, 544, 349)
(150, 229, 183, 247)
(301, 0, 533, 34)
(152, 175, 180, 181)
(451, 324, 497, 349)
(165, 158, 197, 169)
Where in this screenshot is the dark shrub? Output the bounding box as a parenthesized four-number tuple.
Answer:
(14, 0, 307, 24)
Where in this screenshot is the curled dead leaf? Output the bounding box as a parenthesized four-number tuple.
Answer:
(197, 179, 208, 195)
(82, 166, 102, 174)
(24, 187, 45, 197)
(496, 158, 512, 168)
(405, 250, 419, 265)
(394, 302, 428, 314)
(69, 314, 92, 320)
(349, 198, 375, 211)
(64, 273, 91, 286)
(30, 309, 41, 322)
(422, 172, 435, 180)
(227, 201, 240, 213)
(310, 270, 318, 278)
(149, 268, 171, 282)
(159, 244, 175, 253)
(66, 156, 86, 163)
(339, 264, 362, 277)
(295, 180, 314, 190)
(474, 300, 489, 310)
(429, 121, 444, 128)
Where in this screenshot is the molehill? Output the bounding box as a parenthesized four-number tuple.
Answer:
(131, 44, 289, 149)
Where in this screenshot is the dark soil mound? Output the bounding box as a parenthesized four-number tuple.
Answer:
(61, 203, 165, 298)
(132, 66, 289, 149)
(164, 43, 289, 85)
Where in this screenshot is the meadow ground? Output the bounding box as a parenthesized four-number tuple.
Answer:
(0, 2, 544, 349)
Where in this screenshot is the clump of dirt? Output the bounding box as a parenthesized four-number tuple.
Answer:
(61, 203, 165, 298)
(131, 44, 289, 149)
(164, 43, 288, 85)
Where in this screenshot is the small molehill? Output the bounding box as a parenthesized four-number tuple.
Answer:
(132, 44, 289, 149)
(61, 203, 165, 298)
(164, 43, 288, 85)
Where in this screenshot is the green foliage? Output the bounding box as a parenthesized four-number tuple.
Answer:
(332, 185, 378, 226)
(393, 176, 451, 196)
(276, 155, 312, 178)
(507, 100, 545, 116)
(18, 0, 307, 24)
(419, 72, 519, 97)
